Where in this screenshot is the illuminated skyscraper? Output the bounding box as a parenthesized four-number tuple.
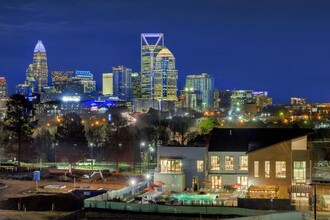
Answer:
(73, 70, 96, 94)
(0, 77, 8, 97)
(102, 73, 114, 96)
(112, 66, 132, 100)
(131, 72, 141, 99)
(141, 33, 164, 99)
(185, 73, 214, 111)
(154, 48, 178, 101)
(51, 70, 74, 92)
(26, 40, 48, 92)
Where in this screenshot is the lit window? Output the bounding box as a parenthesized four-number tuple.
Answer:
(254, 161, 259, 177)
(160, 159, 182, 173)
(276, 161, 286, 178)
(210, 156, 220, 170)
(197, 160, 204, 172)
(265, 161, 270, 178)
(294, 161, 306, 183)
(225, 156, 234, 170)
(211, 175, 222, 189)
(239, 156, 248, 170)
(237, 176, 247, 186)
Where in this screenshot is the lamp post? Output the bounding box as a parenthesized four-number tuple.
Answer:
(90, 142, 94, 171)
(140, 142, 145, 173)
(53, 141, 58, 166)
(131, 179, 136, 197)
(145, 173, 151, 187)
(148, 145, 155, 171)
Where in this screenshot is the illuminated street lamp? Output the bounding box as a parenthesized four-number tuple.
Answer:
(130, 179, 136, 196)
(145, 173, 151, 187)
(90, 142, 94, 171)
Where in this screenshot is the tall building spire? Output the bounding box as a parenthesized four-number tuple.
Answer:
(141, 33, 164, 99)
(26, 40, 48, 93)
(34, 40, 46, 53)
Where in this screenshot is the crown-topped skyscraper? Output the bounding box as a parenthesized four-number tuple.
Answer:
(26, 40, 48, 93)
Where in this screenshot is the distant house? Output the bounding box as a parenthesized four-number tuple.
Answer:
(154, 146, 207, 192)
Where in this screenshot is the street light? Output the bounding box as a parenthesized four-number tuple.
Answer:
(140, 142, 145, 169)
(148, 145, 155, 171)
(130, 179, 136, 197)
(90, 142, 94, 171)
(145, 173, 151, 187)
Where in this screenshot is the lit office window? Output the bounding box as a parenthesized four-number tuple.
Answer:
(254, 161, 259, 177)
(160, 159, 182, 173)
(293, 161, 306, 183)
(276, 161, 286, 178)
(197, 160, 204, 172)
(265, 161, 270, 178)
(210, 156, 220, 170)
(225, 156, 234, 170)
(239, 156, 248, 170)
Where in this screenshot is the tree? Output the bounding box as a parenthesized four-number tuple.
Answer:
(104, 112, 132, 173)
(4, 94, 36, 168)
(55, 112, 87, 162)
(33, 128, 54, 162)
(169, 116, 194, 145)
(86, 123, 105, 163)
(198, 117, 218, 134)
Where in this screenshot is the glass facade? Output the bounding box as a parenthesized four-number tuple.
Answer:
(112, 66, 132, 100)
(154, 48, 178, 101)
(184, 73, 214, 111)
(141, 33, 164, 99)
(26, 40, 48, 93)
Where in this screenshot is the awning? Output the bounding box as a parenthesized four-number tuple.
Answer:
(248, 185, 279, 192)
(288, 185, 312, 193)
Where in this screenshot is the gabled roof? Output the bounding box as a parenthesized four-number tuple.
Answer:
(209, 128, 315, 152)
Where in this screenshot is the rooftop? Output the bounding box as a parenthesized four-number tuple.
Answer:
(209, 128, 315, 152)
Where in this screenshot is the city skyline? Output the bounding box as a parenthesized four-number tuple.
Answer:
(0, 0, 330, 103)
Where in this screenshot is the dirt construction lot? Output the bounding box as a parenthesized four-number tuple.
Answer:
(0, 177, 127, 201)
(0, 174, 131, 219)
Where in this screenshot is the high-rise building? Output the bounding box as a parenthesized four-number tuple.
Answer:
(0, 77, 8, 97)
(102, 73, 113, 96)
(16, 83, 33, 96)
(26, 40, 48, 93)
(184, 73, 214, 111)
(154, 48, 178, 101)
(141, 33, 164, 99)
(253, 91, 272, 110)
(131, 72, 141, 99)
(51, 70, 74, 92)
(291, 97, 306, 105)
(112, 66, 132, 101)
(73, 70, 96, 94)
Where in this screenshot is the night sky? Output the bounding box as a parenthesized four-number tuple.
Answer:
(0, 0, 330, 104)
